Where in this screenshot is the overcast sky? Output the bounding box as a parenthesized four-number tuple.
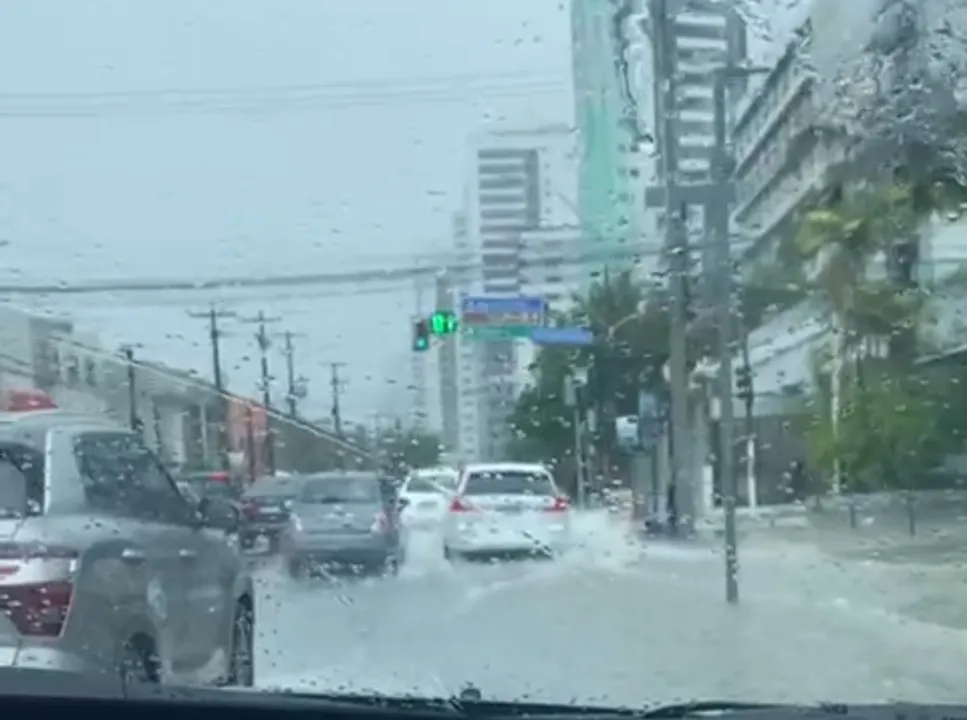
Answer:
(0, 0, 801, 424)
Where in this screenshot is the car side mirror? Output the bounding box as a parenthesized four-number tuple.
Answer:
(396, 497, 410, 511)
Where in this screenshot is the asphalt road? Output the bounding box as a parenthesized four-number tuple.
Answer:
(247, 512, 967, 707)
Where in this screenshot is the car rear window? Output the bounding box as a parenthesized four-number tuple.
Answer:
(0, 442, 45, 518)
(190, 480, 240, 500)
(245, 478, 299, 503)
(463, 470, 555, 496)
(300, 477, 380, 504)
(405, 476, 447, 494)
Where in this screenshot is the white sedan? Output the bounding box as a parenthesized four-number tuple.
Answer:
(442, 463, 571, 559)
(397, 469, 458, 528)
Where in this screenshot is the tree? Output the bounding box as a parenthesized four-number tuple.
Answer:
(509, 270, 669, 468)
(379, 426, 442, 478)
(805, 362, 944, 492)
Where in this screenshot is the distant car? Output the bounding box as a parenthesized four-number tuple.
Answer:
(280, 471, 403, 578)
(239, 475, 302, 552)
(180, 471, 244, 529)
(397, 468, 459, 528)
(0, 408, 254, 686)
(442, 462, 571, 561)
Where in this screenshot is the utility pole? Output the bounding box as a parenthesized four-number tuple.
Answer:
(650, 0, 694, 534)
(563, 373, 586, 508)
(188, 306, 236, 472)
(330, 362, 346, 437)
(278, 330, 308, 418)
(711, 68, 739, 604)
(120, 346, 140, 433)
(239, 311, 282, 476)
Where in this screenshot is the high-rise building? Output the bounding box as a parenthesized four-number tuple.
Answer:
(571, 1, 642, 282)
(455, 125, 577, 461)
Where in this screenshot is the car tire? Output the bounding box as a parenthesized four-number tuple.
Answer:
(287, 557, 303, 579)
(443, 545, 456, 562)
(383, 555, 400, 576)
(225, 600, 255, 687)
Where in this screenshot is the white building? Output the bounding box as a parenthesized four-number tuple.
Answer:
(455, 125, 578, 461)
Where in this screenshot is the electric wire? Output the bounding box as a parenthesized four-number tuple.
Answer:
(0, 72, 570, 118)
(0, 241, 674, 297)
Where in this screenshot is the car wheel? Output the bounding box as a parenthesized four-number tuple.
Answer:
(118, 635, 160, 685)
(383, 555, 400, 576)
(240, 534, 256, 551)
(226, 600, 255, 687)
(287, 557, 303, 579)
(443, 545, 455, 562)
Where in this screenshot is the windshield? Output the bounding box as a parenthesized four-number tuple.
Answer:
(404, 476, 448, 494)
(0, 442, 44, 518)
(300, 477, 380, 504)
(187, 479, 239, 499)
(463, 470, 555, 496)
(6, 0, 967, 709)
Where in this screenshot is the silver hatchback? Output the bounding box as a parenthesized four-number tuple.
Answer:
(280, 472, 403, 578)
(0, 410, 255, 686)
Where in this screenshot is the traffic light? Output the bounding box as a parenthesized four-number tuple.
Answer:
(429, 310, 458, 336)
(736, 364, 753, 406)
(413, 319, 430, 352)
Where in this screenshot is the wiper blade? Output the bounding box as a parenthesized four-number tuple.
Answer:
(638, 701, 785, 718)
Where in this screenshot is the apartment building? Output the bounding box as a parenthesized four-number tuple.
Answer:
(434, 268, 460, 454)
(456, 126, 578, 461)
(571, 0, 642, 282)
(731, 22, 826, 272)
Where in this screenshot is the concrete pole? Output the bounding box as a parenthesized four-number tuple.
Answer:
(710, 69, 739, 604)
(650, 0, 694, 534)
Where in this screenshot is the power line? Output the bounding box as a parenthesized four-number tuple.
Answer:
(0, 69, 568, 101)
(0, 242, 671, 297)
(0, 74, 569, 118)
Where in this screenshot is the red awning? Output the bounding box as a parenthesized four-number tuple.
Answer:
(0, 389, 57, 412)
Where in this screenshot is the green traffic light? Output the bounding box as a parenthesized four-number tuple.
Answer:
(429, 310, 458, 336)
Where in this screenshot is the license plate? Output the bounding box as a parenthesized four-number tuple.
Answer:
(417, 501, 436, 509)
(498, 505, 522, 514)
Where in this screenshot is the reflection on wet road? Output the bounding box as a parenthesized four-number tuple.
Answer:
(249, 512, 967, 706)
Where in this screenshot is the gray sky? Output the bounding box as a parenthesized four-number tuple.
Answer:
(0, 0, 572, 421)
(0, 0, 801, 424)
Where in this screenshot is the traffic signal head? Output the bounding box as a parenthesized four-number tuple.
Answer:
(413, 319, 430, 352)
(429, 310, 458, 336)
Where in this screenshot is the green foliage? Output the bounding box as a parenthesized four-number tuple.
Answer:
(380, 427, 442, 477)
(805, 363, 945, 491)
(508, 270, 668, 462)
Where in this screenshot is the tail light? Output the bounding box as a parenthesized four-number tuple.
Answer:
(241, 499, 259, 519)
(449, 497, 473, 513)
(370, 510, 391, 534)
(0, 543, 78, 637)
(545, 497, 569, 513)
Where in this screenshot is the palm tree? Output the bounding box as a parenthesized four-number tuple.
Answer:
(795, 184, 922, 365)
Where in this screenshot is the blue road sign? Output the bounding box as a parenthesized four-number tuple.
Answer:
(460, 296, 544, 315)
(530, 326, 594, 346)
(461, 296, 546, 339)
